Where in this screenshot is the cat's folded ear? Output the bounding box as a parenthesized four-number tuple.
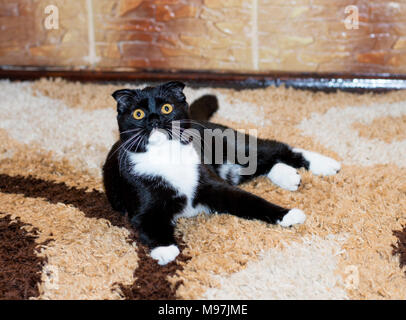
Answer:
(112, 89, 135, 114)
(161, 81, 186, 102)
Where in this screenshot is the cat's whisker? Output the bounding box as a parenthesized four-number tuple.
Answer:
(167, 121, 208, 140)
(168, 128, 211, 153)
(163, 122, 197, 139)
(111, 131, 144, 159)
(120, 132, 147, 172)
(171, 129, 200, 146)
(133, 133, 147, 153)
(120, 128, 143, 135)
(175, 128, 211, 151)
(119, 130, 144, 148)
(117, 131, 146, 170)
(176, 119, 209, 129)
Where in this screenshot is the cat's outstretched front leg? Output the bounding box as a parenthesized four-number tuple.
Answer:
(130, 204, 182, 266)
(134, 217, 180, 266)
(196, 173, 306, 227)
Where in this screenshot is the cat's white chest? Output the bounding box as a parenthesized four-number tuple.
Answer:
(128, 131, 203, 218)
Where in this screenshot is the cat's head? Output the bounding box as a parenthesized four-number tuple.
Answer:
(112, 81, 190, 151)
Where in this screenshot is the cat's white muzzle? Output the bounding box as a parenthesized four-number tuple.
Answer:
(148, 129, 168, 145)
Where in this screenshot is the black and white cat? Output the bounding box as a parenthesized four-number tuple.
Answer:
(103, 81, 341, 265)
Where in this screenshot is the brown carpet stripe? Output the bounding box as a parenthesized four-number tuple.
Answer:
(0, 174, 188, 299)
(0, 174, 129, 228)
(118, 240, 190, 300)
(0, 214, 46, 300)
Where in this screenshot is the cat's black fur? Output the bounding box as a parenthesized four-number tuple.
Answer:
(103, 81, 311, 254)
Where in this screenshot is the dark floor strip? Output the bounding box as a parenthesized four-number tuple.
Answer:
(0, 174, 190, 299)
(2, 69, 406, 92)
(0, 214, 45, 300)
(392, 225, 406, 274)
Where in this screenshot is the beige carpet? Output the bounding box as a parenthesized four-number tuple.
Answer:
(0, 78, 405, 300)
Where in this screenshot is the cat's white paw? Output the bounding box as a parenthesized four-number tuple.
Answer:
(150, 245, 180, 265)
(294, 148, 341, 176)
(218, 163, 242, 185)
(267, 163, 301, 191)
(278, 208, 306, 227)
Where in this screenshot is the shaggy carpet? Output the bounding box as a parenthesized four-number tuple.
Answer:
(0, 78, 405, 300)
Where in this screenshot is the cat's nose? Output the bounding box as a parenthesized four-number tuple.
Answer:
(148, 114, 160, 128)
(149, 119, 159, 128)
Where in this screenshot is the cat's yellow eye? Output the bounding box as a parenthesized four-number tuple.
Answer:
(161, 103, 173, 115)
(133, 109, 145, 120)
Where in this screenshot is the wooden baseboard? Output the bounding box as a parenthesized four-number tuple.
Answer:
(1, 68, 406, 92)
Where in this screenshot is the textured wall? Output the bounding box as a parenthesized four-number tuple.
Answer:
(1, 0, 406, 73)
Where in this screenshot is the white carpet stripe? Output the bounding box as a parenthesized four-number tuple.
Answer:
(203, 235, 348, 300)
(0, 80, 117, 176)
(298, 102, 406, 167)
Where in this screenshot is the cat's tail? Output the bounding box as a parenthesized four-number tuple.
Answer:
(189, 95, 219, 121)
